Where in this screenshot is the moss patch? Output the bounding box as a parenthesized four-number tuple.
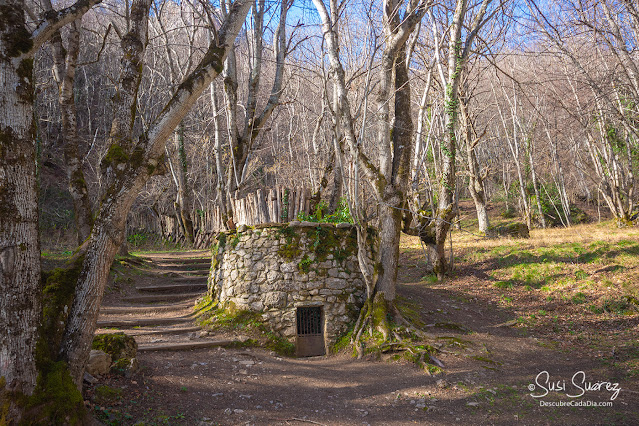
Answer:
(101, 144, 129, 169)
(38, 255, 85, 365)
(26, 361, 85, 425)
(93, 385, 122, 405)
(275, 226, 302, 259)
(18, 256, 88, 424)
(196, 303, 294, 356)
(92, 332, 137, 361)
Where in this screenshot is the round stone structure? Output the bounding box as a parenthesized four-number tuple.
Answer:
(207, 222, 375, 353)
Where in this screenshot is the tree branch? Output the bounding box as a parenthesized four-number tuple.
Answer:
(29, 0, 103, 56)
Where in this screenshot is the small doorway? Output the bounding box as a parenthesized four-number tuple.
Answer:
(296, 306, 325, 357)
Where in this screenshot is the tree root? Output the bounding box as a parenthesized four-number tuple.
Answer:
(349, 294, 444, 373)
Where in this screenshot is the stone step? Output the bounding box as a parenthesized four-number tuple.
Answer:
(173, 276, 208, 283)
(154, 261, 210, 268)
(137, 339, 236, 352)
(146, 257, 209, 264)
(100, 301, 194, 315)
(97, 326, 202, 336)
(97, 316, 193, 328)
(156, 269, 209, 276)
(137, 283, 207, 293)
(121, 293, 203, 304)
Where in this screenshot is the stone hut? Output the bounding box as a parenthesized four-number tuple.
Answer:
(207, 222, 375, 355)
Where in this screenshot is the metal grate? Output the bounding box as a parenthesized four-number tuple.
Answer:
(297, 307, 322, 336)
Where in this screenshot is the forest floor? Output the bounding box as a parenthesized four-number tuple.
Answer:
(43, 208, 639, 426)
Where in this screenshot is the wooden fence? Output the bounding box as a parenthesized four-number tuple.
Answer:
(229, 186, 311, 227)
(127, 186, 312, 247)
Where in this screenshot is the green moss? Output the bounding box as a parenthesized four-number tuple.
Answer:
(0, 5, 34, 57)
(373, 262, 383, 276)
(110, 358, 132, 375)
(264, 334, 295, 356)
(371, 293, 390, 338)
(196, 303, 294, 356)
(216, 232, 227, 251)
(16, 58, 34, 103)
(298, 254, 313, 273)
(129, 147, 145, 168)
(331, 328, 354, 354)
(471, 355, 502, 365)
(230, 232, 241, 249)
(102, 144, 129, 168)
(92, 332, 137, 361)
(276, 226, 302, 259)
(69, 168, 86, 189)
(38, 255, 84, 365)
(11, 256, 88, 424)
(1, 376, 11, 425)
(195, 294, 215, 313)
(27, 361, 85, 425)
(396, 296, 426, 329)
(93, 385, 122, 405)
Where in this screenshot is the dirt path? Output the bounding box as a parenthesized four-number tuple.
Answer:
(88, 250, 639, 425)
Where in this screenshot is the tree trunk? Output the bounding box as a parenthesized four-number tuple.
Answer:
(0, 0, 105, 418)
(433, 0, 467, 279)
(467, 144, 490, 233)
(0, 2, 40, 401)
(174, 123, 194, 244)
(527, 135, 546, 228)
(327, 121, 343, 213)
(48, 16, 94, 244)
(377, 43, 415, 301)
(460, 94, 490, 233)
(375, 192, 402, 301)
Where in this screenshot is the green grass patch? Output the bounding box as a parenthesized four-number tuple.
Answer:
(494, 280, 514, 289)
(571, 292, 588, 304)
(592, 296, 639, 315)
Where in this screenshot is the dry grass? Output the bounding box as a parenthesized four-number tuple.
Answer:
(449, 220, 639, 252)
(399, 219, 639, 380)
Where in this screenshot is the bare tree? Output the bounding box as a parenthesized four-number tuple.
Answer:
(312, 0, 429, 350)
(216, 0, 293, 228)
(57, 0, 251, 386)
(416, 0, 498, 278)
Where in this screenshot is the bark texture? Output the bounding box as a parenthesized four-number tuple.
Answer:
(0, 2, 40, 398)
(0, 0, 103, 416)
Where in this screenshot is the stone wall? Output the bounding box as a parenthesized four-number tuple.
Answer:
(208, 222, 375, 349)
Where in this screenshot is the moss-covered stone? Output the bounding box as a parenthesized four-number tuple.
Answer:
(92, 332, 137, 361)
(275, 226, 302, 259)
(196, 302, 294, 356)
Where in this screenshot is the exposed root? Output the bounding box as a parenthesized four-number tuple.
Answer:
(349, 293, 444, 373)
